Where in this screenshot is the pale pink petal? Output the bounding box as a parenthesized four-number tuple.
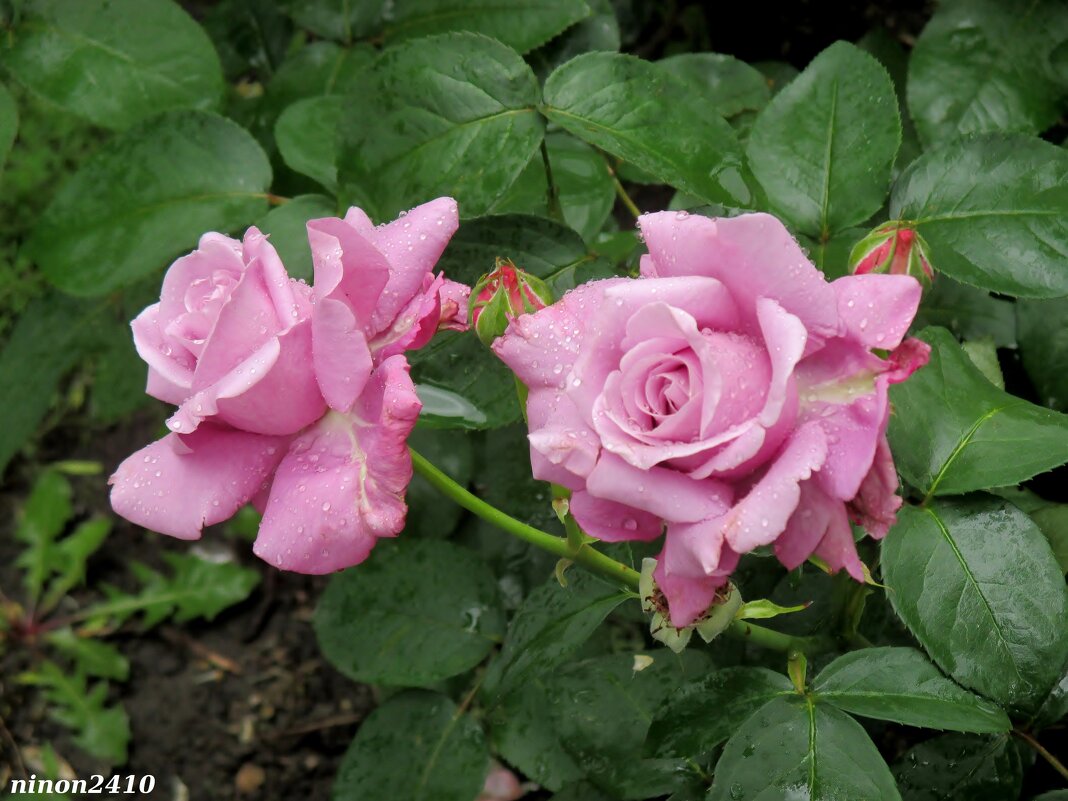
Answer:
(109, 425, 286, 540)
(131, 304, 195, 401)
(373, 273, 444, 358)
(885, 338, 931, 383)
(254, 356, 421, 573)
(243, 227, 304, 323)
(754, 297, 805, 427)
(585, 452, 732, 524)
(524, 381, 599, 488)
(437, 279, 471, 332)
(638, 211, 839, 346)
(774, 479, 852, 570)
(569, 491, 662, 542)
(721, 422, 828, 554)
(364, 197, 459, 331)
(847, 435, 902, 539)
(308, 216, 391, 331)
(832, 274, 921, 350)
(815, 519, 865, 582)
(312, 297, 374, 412)
(157, 232, 244, 325)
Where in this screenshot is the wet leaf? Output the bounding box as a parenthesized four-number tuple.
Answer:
(882, 499, 1068, 714)
(892, 733, 1023, 801)
(0, 82, 16, 173)
(315, 538, 504, 685)
(0, 0, 223, 129)
(889, 328, 1068, 497)
(30, 111, 271, 296)
(812, 647, 1011, 733)
(1017, 296, 1068, 411)
(333, 691, 488, 801)
(275, 95, 342, 192)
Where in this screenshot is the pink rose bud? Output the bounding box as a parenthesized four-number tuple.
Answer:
(849, 222, 934, 289)
(469, 259, 553, 347)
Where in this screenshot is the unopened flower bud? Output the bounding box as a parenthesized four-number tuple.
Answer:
(469, 258, 553, 346)
(849, 222, 934, 289)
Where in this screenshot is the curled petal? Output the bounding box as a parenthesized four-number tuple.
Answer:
(847, 435, 902, 539)
(774, 479, 852, 570)
(254, 355, 421, 573)
(109, 425, 286, 540)
(569, 492, 662, 542)
(885, 337, 931, 383)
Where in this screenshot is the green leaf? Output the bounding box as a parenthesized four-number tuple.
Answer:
(337, 32, 544, 221)
(89, 313, 154, 424)
(263, 41, 373, 117)
(889, 134, 1068, 297)
(404, 427, 474, 539)
(0, 0, 224, 130)
(314, 538, 503, 685)
(961, 338, 1004, 389)
(21, 662, 130, 764)
(658, 52, 770, 130)
(14, 470, 73, 601)
(546, 651, 712, 798)
(0, 82, 16, 174)
(275, 95, 342, 192)
(746, 41, 900, 239)
(333, 690, 488, 801)
(708, 696, 901, 801)
(482, 571, 630, 701)
(549, 784, 616, 801)
(527, 0, 620, 79)
(542, 52, 749, 206)
(280, 0, 385, 42)
(40, 517, 111, 612)
(256, 194, 336, 283)
(1034, 793, 1068, 801)
(30, 111, 271, 296)
(882, 499, 1068, 713)
(380, 0, 592, 54)
(491, 133, 616, 242)
(409, 331, 522, 430)
(892, 733, 1023, 801)
(487, 679, 584, 792)
(908, 0, 1068, 146)
(888, 328, 1068, 497)
(812, 647, 1011, 733)
(1031, 505, 1068, 574)
(46, 629, 129, 681)
(437, 212, 594, 289)
(87, 552, 259, 629)
(0, 294, 106, 475)
(1032, 665, 1068, 729)
(645, 666, 793, 759)
(912, 276, 1016, 349)
(1017, 297, 1068, 411)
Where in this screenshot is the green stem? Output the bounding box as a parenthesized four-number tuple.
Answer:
(1013, 729, 1068, 783)
(540, 140, 565, 223)
(410, 448, 639, 588)
(611, 173, 641, 219)
(410, 448, 825, 655)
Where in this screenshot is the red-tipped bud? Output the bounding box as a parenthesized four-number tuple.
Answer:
(469, 258, 554, 346)
(849, 222, 934, 289)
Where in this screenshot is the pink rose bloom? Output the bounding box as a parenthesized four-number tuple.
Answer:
(494, 212, 930, 627)
(111, 198, 464, 573)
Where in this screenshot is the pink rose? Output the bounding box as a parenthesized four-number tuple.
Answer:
(111, 199, 464, 573)
(494, 212, 929, 627)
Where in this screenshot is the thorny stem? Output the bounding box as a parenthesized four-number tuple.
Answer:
(410, 447, 826, 655)
(1013, 729, 1068, 783)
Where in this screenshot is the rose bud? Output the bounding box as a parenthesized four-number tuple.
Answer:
(469, 258, 554, 346)
(849, 222, 934, 289)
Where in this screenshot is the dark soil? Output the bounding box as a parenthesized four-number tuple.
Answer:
(1, 408, 375, 801)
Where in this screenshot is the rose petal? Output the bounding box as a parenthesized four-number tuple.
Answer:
(131, 304, 195, 403)
(585, 452, 732, 524)
(815, 518, 865, 582)
(254, 355, 421, 573)
(847, 435, 902, 539)
(774, 479, 852, 570)
(312, 297, 374, 412)
(638, 211, 839, 346)
(109, 425, 286, 540)
(721, 422, 828, 554)
(362, 197, 460, 332)
(569, 491, 662, 542)
(832, 274, 922, 349)
(654, 537, 739, 627)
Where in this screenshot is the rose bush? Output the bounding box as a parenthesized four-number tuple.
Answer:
(494, 211, 930, 626)
(110, 198, 466, 573)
